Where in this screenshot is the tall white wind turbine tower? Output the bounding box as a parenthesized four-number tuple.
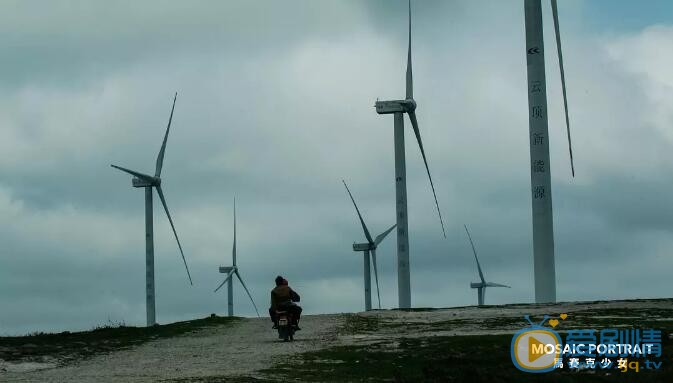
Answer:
(374, 0, 446, 309)
(214, 198, 260, 317)
(111, 93, 192, 327)
(464, 225, 510, 306)
(343, 181, 396, 311)
(524, 0, 575, 303)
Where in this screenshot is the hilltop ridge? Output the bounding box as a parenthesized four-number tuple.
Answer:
(1, 298, 672, 382)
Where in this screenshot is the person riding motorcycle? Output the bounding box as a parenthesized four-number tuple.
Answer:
(269, 275, 302, 330)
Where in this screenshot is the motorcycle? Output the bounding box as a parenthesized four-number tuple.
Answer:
(276, 310, 296, 342)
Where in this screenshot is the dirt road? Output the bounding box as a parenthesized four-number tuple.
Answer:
(1, 314, 342, 382)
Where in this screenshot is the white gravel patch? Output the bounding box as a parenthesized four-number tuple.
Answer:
(0, 360, 57, 373)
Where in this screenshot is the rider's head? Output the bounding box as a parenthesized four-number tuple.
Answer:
(275, 275, 284, 286)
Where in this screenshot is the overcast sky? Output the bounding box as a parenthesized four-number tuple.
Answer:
(2, 0, 673, 335)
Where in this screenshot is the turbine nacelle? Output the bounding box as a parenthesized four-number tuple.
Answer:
(132, 176, 160, 188)
(353, 242, 375, 252)
(375, 99, 416, 115)
(219, 266, 237, 274)
(470, 282, 484, 289)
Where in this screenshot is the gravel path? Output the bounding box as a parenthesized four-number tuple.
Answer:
(1, 314, 343, 383)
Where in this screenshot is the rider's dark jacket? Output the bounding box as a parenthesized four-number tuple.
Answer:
(270, 285, 300, 311)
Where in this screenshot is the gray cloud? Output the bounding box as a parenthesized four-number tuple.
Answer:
(1, 0, 672, 335)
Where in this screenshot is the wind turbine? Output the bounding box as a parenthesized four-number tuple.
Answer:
(214, 198, 260, 317)
(464, 225, 510, 306)
(111, 92, 192, 327)
(523, 0, 575, 303)
(374, 0, 445, 309)
(343, 180, 396, 311)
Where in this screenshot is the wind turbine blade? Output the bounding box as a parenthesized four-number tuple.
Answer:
(155, 92, 177, 177)
(342, 180, 374, 244)
(551, 0, 575, 177)
(485, 282, 511, 288)
(110, 165, 153, 181)
(213, 279, 226, 293)
(371, 249, 381, 309)
(464, 225, 485, 284)
(156, 185, 193, 285)
(374, 224, 397, 246)
(232, 196, 237, 266)
(235, 270, 260, 317)
(408, 112, 446, 238)
(406, 0, 413, 100)
(214, 269, 236, 292)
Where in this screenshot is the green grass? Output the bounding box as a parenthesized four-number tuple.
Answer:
(264, 333, 673, 382)
(260, 306, 673, 382)
(338, 314, 382, 335)
(564, 307, 673, 332)
(357, 305, 673, 335)
(0, 315, 238, 366)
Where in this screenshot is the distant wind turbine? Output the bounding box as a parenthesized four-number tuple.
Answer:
(343, 180, 396, 311)
(524, 0, 575, 303)
(214, 198, 260, 317)
(374, 0, 445, 309)
(111, 92, 192, 327)
(464, 225, 510, 306)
